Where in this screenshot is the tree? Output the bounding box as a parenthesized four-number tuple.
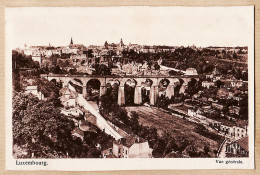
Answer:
(185, 78, 200, 96)
(169, 70, 178, 76)
(154, 62, 160, 70)
(215, 80, 224, 88)
(100, 94, 112, 113)
(93, 64, 111, 75)
(13, 92, 90, 158)
(240, 95, 248, 120)
(12, 69, 21, 92)
(156, 95, 169, 109)
(12, 50, 39, 70)
(110, 83, 119, 103)
(86, 49, 94, 58)
(35, 78, 61, 106)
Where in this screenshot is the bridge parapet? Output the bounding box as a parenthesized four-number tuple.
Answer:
(40, 74, 199, 79)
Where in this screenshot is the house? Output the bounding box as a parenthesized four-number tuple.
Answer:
(206, 74, 214, 79)
(202, 81, 215, 89)
(233, 95, 242, 101)
(71, 127, 84, 141)
(212, 102, 224, 110)
(25, 86, 45, 100)
(192, 93, 200, 99)
(59, 87, 78, 107)
(217, 88, 229, 99)
(226, 136, 248, 157)
(228, 92, 234, 99)
(213, 76, 221, 82)
(229, 106, 240, 115)
(61, 107, 84, 118)
(102, 148, 116, 158)
(188, 108, 197, 117)
(220, 124, 247, 140)
(79, 120, 97, 133)
(113, 135, 153, 158)
(230, 81, 243, 88)
(31, 52, 42, 65)
(188, 108, 206, 120)
(185, 68, 198, 75)
(23, 48, 33, 56)
(85, 114, 97, 126)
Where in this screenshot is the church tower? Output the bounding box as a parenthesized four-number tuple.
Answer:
(120, 38, 124, 47)
(70, 37, 73, 45)
(104, 41, 108, 48)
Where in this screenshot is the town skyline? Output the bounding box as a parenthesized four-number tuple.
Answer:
(20, 37, 249, 49)
(6, 6, 253, 48)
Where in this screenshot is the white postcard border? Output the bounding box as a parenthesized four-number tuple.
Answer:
(5, 6, 255, 171)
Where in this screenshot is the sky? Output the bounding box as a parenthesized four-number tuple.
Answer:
(5, 6, 253, 48)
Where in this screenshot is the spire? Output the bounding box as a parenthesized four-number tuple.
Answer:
(120, 38, 124, 47)
(70, 37, 73, 45)
(104, 41, 108, 48)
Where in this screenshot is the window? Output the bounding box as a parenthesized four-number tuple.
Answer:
(125, 150, 127, 155)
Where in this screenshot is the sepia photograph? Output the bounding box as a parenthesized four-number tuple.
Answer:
(5, 6, 254, 170)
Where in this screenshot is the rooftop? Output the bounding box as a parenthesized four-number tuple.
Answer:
(114, 135, 147, 148)
(236, 136, 248, 152)
(71, 127, 84, 137)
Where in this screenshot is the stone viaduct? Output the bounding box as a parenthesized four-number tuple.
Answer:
(41, 74, 199, 106)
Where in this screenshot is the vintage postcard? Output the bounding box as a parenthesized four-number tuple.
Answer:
(5, 6, 254, 170)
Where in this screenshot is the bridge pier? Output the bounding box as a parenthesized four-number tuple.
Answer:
(62, 80, 70, 88)
(179, 83, 187, 94)
(134, 86, 142, 105)
(118, 86, 125, 106)
(154, 86, 159, 105)
(100, 86, 106, 97)
(82, 86, 87, 98)
(166, 85, 174, 99)
(150, 86, 155, 105)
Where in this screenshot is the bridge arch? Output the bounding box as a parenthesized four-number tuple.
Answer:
(48, 77, 64, 88)
(50, 78, 57, 85)
(105, 79, 120, 103)
(172, 78, 183, 95)
(73, 78, 83, 86)
(86, 79, 101, 101)
(68, 80, 83, 94)
(141, 79, 153, 104)
(124, 79, 137, 105)
(185, 78, 199, 96)
(158, 78, 170, 97)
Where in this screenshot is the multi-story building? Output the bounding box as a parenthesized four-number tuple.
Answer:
(112, 135, 153, 158)
(226, 136, 248, 157)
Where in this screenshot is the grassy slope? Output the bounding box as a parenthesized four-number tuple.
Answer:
(125, 106, 224, 155)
